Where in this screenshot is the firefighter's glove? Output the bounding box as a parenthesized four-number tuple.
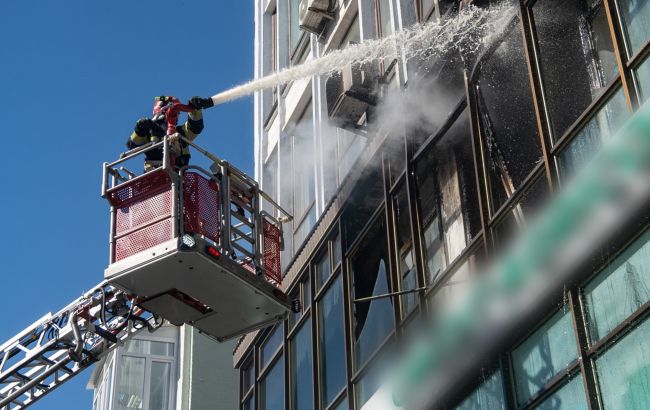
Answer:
(188, 96, 214, 110)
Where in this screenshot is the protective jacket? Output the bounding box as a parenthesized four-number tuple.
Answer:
(126, 109, 204, 169)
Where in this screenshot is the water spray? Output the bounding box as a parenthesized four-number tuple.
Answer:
(209, 4, 516, 108)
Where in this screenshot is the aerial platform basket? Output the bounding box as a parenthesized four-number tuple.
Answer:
(101, 136, 292, 341)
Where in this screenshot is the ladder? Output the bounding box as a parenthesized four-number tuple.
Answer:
(0, 282, 158, 410)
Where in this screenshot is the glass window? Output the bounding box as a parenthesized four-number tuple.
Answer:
(477, 28, 542, 212)
(455, 371, 506, 410)
(558, 87, 629, 180)
(583, 229, 650, 342)
(394, 184, 418, 316)
(291, 319, 314, 410)
(351, 219, 395, 369)
(114, 356, 145, 410)
(535, 375, 588, 410)
(261, 325, 283, 369)
(419, 0, 435, 21)
(333, 397, 349, 410)
(289, 0, 302, 55)
(293, 103, 315, 221)
(149, 361, 172, 410)
(263, 148, 278, 214)
(332, 231, 342, 267)
(243, 358, 255, 393)
(316, 251, 331, 290)
(619, 0, 650, 57)
(243, 394, 255, 410)
(261, 355, 285, 410)
(280, 133, 295, 269)
(511, 310, 579, 406)
(338, 128, 367, 185)
(378, 0, 393, 38)
(354, 346, 393, 408)
(636, 55, 650, 102)
(124, 340, 174, 356)
(340, 16, 360, 48)
(318, 275, 347, 407)
(295, 206, 317, 250)
(533, 0, 618, 139)
(595, 318, 650, 409)
(415, 109, 480, 284)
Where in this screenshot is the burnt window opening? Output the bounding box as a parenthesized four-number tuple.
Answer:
(342, 158, 385, 249)
(475, 27, 543, 215)
(415, 108, 481, 285)
(350, 217, 394, 369)
(393, 183, 418, 317)
(533, 0, 618, 140)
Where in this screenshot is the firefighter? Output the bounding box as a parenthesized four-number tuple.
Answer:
(127, 96, 214, 170)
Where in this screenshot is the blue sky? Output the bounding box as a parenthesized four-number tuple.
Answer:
(0, 1, 254, 408)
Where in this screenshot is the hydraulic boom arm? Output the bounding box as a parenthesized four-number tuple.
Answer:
(0, 283, 158, 410)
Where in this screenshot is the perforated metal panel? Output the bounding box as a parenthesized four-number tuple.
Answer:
(263, 219, 282, 285)
(115, 219, 174, 261)
(183, 172, 221, 244)
(110, 170, 174, 262)
(107, 170, 171, 208)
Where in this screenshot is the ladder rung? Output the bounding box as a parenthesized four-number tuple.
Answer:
(231, 227, 254, 244)
(231, 242, 254, 259)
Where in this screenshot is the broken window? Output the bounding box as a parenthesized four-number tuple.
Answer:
(393, 183, 418, 317)
(351, 218, 394, 370)
(341, 158, 385, 247)
(415, 108, 481, 285)
(533, 0, 618, 140)
(476, 27, 542, 214)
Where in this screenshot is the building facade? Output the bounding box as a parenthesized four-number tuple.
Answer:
(88, 325, 238, 410)
(240, 0, 650, 409)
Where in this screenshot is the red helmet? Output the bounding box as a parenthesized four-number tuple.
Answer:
(152, 96, 181, 117)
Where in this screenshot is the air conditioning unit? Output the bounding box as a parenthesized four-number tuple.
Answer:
(327, 62, 378, 127)
(299, 0, 335, 35)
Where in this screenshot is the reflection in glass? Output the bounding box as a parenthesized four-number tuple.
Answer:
(319, 276, 346, 407)
(261, 325, 283, 370)
(596, 318, 650, 409)
(511, 310, 578, 405)
(261, 356, 285, 410)
(456, 371, 506, 410)
(559, 88, 629, 180)
(149, 362, 172, 410)
(316, 251, 331, 290)
(619, 0, 650, 56)
(115, 356, 145, 410)
(584, 229, 650, 342)
(636, 55, 650, 102)
(291, 319, 314, 410)
(124, 340, 174, 357)
(533, 0, 617, 139)
(535, 375, 588, 410)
